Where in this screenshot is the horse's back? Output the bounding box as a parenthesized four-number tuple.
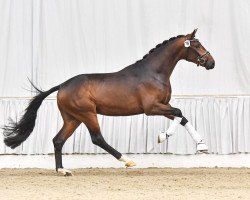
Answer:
(57, 72, 144, 116)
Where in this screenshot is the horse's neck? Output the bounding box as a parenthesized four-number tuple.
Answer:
(149, 42, 183, 80)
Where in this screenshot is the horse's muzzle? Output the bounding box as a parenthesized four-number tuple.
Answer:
(205, 61, 215, 70)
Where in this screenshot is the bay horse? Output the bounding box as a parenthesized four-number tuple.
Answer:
(3, 29, 215, 176)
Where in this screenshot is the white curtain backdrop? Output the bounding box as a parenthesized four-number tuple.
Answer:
(1, 97, 250, 155)
(0, 0, 250, 155)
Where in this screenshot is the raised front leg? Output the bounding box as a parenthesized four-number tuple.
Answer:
(145, 103, 208, 153)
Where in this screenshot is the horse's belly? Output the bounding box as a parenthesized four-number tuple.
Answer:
(96, 101, 143, 116)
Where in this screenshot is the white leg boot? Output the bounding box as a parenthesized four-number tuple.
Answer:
(158, 115, 208, 153)
(196, 142, 208, 153)
(158, 131, 168, 143)
(184, 122, 208, 153)
(158, 117, 182, 143)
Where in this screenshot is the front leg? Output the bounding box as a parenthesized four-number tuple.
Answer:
(145, 103, 208, 153)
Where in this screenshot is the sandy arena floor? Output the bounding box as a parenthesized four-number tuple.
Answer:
(0, 168, 250, 200)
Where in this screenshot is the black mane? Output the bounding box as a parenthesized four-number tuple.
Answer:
(136, 35, 184, 63)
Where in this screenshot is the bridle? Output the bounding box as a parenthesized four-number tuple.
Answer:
(184, 39, 210, 66)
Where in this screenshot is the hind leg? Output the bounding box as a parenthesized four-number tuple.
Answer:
(53, 112, 80, 176)
(80, 113, 136, 167)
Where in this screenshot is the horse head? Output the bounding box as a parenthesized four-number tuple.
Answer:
(183, 29, 215, 70)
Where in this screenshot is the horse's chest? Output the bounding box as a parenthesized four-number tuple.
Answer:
(162, 85, 172, 104)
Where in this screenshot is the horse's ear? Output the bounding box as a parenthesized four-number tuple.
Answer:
(188, 29, 198, 39)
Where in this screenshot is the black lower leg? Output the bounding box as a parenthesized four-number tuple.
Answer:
(53, 137, 65, 170)
(171, 107, 183, 118)
(90, 133, 122, 159)
(171, 107, 188, 126)
(180, 117, 188, 126)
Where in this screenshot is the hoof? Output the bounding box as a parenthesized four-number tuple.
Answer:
(125, 160, 136, 168)
(196, 142, 208, 154)
(57, 168, 73, 176)
(158, 132, 167, 143)
(197, 149, 209, 154)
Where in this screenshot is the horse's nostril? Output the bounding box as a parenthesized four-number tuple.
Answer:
(211, 62, 215, 68)
(205, 61, 215, 70)
(208, 61, 215, 69)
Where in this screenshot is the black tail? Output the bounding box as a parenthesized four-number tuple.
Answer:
(3, 83, 60, 149)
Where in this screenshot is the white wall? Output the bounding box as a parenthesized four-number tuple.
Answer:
(0, 0, 250, 96)
(1, 97, 250, 155)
